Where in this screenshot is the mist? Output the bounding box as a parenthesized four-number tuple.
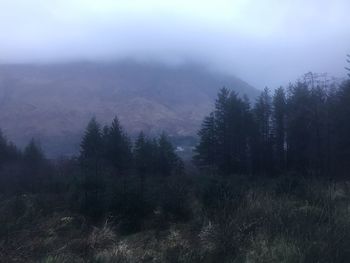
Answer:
(3, 2, 350, 260)
(0, 0, 349, 88)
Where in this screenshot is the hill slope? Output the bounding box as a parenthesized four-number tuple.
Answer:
(0, 61, 258, 156)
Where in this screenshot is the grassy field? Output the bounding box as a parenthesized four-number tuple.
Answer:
(1, 174, 350, 263)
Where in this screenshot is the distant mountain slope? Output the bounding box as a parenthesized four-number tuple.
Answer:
(0, 60, 258, 156)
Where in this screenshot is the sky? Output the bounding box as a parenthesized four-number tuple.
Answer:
(0, 0, 349, 88)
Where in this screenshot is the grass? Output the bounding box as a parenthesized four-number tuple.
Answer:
(1, 174, 350, 262)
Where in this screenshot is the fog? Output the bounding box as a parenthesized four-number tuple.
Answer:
(0, 0, 349, 88)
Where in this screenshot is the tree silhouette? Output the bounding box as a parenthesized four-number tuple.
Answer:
(253, 87, 273, 175)
(79, 117, 103, 174)
(158, 132, 183, 176)
(23, 138, 47, 192)
(194, 112, 217, 174)
(103, 117, 132, 174)
(79, 117, 104, 216)
(195, 88, 253, 175)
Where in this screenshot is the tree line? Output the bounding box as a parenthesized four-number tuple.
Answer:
(0, 117, 183, 195)
(194, 74, 350, 178)
(1, 67, 350, 235)
(0, 117, 185, 227)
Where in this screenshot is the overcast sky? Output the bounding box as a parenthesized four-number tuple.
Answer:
(0, 0, 349, 88)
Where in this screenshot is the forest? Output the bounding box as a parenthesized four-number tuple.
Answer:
(1, 71, 350, 262)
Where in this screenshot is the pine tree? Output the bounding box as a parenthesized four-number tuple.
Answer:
(333, 80, 350, 173)
(286, 82, 312, 174)
(157, 132, 183, 176)
(79, 117, 103, 174)
(23, 138, 46, 192)
(193, 112, 217, 173)
(134, 132, 148, 176)
(214, 88, 230, 173)
(134, 131, 154, 194)
(242, 94, 255, 174)
(309, 85, 328, 176)
(346, 54, 350, 77)
(272, 87, 287, 172)
(253, 87, 273, 175)
(198, 88, 253, 175)
(23, 138, 44, 163)
(79, 117, 105, 217)
(103, 117, 132, 174)
(227, 91, 252, 174)
(214, 88, 232, 174)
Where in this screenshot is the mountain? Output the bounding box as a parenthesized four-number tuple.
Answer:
(0, 60, 258, 157)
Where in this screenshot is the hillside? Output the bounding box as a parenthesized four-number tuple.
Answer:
(0, 60, 258, 156)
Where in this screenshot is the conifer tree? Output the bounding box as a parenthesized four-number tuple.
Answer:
(79, 117, 103, 174)
(134, 131, 148, 176)
(79, 117, 105, 217)
(23, 138, 44, 163)
(23, 138, 46, 192)
(134, 131, 155, 194)
(286, 82, 312, 174)
(253, 87, 273, 174)
(157, 132, 183, 176)
(333, 80, 350, 173)
(214, 88, 230, 174)
(196, 88, 253, 175)
(309, 85, 328, 175)
(227, 91, 252, 174)
(272, 87, 287, 172)
(214, 88, 233, 174)
(194, 112, 217, 173)
(103, 117, 132, 174)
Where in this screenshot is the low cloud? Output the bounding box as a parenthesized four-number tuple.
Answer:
(0, 0, 349, 88)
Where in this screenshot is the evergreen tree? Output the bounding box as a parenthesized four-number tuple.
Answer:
(157, 132, 183, 176)
(222, 91, 252, 174)
(134, 131, 158, 194)
(23, 138, 45, 164)
(253, 87, 273, 175)
(227, 91, 253, 174)
(333, 80, 350, 173)
(134, 132, 148, 176)
(79, 117, 105, 217)
(103, 117, 132, 174)
(286, 82, 312, 174)
(79, 117, 103, 174)
(23, 139, 46, 192)
(272, 87, 287, 172)
(214, 88, 231, 174)
(196, 88, 253, 175)
(242, 94, 256, 174)
(309, 85, 328, 175)
(325, 85, 338, 175)
(193, 113, 217, 173)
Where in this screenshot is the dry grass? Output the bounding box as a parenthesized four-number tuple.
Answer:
(2, 176, 350, 262)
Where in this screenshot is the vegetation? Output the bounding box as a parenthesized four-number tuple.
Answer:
(195, 77, 350, 178)
(1, 73, 350, 262)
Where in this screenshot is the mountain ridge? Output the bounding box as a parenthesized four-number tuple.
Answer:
(0, 60, 259, 156)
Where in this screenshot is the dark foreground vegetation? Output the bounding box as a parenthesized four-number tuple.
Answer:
(1, 72, 350, 262)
